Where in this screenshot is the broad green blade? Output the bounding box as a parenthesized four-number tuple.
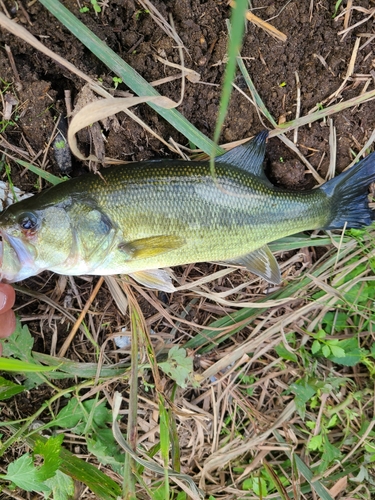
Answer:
(12, 158, 64, 185)
(38, 0, 223, 156)
(213, 0, 248, 144)
(0, 358, 58, 372)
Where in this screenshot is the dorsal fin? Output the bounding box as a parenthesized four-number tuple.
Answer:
(215, 130, 269, 181)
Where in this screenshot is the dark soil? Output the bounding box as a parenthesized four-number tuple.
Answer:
(2, 1, 375, 185)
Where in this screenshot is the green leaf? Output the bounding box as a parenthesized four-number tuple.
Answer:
(328, 338, 362, 366)
(1, 320, 47, 389)
(329, 345, 346, 358)
(86, 429, 124, 474)
(176, 492, 187, 500)
(318, 437, 341, 473)
(275, 343, 298, 362)
(242, 478, 252, 490)
(352, 465, 369, 483)
(290, 380, 316, 419)
(0, 376, 25, 400)
(343, 282, 369, 305)
(159, 346, 194, 389)
(7, 421, 122, 500)
(252, 477, 268, 496)
(315, 329, 326, 340)
(2, 319, 34, 360)
(322, 344, 331, 358)
(53, 398, 111, 433)
(311, 340, 321, 355)
(153, 486, 169, 500)
(322, 311, 348, 332)
(47, 398, 84, 429)
(308, 434, 323, 451)
(91, 0, 101, 13)
(327, 414, 338, 429)
(4, 453, 51, 493)
(44, 470, 75, 500)
(34, 435, 63, 481)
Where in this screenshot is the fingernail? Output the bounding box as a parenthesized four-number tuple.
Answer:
(0, 291, 6, 309)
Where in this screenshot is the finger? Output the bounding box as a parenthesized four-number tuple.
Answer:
(0, 308, 16, 339)
(0, 283, 16, 313)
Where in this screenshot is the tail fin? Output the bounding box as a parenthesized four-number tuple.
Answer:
(321, 152, 375, 230)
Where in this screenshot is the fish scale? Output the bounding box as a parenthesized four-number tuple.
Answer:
(0, 131, 374, 289)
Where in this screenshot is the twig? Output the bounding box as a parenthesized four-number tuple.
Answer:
(229, 1, 287, 42)
(327, 118, 336, 180)
(64, 89, 73, 119)
(343, 0, 353, 32)
(58, 277, 104, 357)
(4, 44, 22, 90)
(338, 7, 375, 37)
(293, 71, 301, 144)
(0, 0, 10, 17)
(343, 128, 375, 171)
(18, 0, 33, 26)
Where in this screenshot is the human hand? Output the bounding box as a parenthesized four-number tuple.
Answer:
(0, 283, 16, 356)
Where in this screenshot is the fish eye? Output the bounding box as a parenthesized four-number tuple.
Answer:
(18, 212, 38, 230)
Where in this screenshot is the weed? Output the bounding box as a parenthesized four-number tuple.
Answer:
(91, 0, 101, 14)
(135, 9, 150, 20)
(112, 76, 122, 89)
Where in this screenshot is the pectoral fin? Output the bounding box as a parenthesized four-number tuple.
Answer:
(229, 245, 282, 284)
(118, 235, 185, 259)
(129, 268, 176, 292)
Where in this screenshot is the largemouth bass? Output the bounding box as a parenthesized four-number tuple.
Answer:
(0, 131, 374, 290)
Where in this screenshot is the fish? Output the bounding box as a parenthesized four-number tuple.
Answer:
(0, 131, 374, 291)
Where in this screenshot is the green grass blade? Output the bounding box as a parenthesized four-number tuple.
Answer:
(168, 387, 181, 473)
(0, 358, 58, 372)
(38, 0, 223, 156)
(236, 54, 277, 128)
(32, 352, 129, 379)
(123, 303, 140, 499)
(269, 234, 350, 252)
(212, 0, 248, 145)
(159, 395, 170, 499)
(274, 430, 335, 500)
(12, 158, 64, 185)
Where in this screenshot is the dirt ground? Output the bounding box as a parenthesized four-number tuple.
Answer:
(1, 0, 375, 497)
(2, 1, 375, 187)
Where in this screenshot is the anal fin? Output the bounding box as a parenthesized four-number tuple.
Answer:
(228, 245, 282, 284)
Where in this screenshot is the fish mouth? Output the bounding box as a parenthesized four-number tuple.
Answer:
(0, 230, 38, 283)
